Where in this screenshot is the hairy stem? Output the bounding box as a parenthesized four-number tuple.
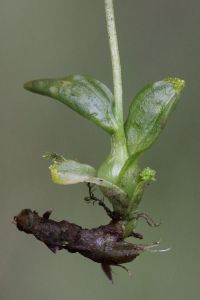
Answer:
(105, 0, 124, 131)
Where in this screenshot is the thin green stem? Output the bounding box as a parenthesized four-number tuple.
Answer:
(105, 0, 124, 130)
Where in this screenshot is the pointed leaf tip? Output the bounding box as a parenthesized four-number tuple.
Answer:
(24, 81, 32, 91)
(24, 80, 47, 95)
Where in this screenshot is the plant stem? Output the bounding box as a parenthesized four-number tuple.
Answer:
(98, 0, 128, 188)
(105, 0, 124, 130)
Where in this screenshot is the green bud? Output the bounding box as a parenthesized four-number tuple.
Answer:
(140, 167, 156, 182)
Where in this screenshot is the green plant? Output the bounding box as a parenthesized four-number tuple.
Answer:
(14, 0, 185, 281)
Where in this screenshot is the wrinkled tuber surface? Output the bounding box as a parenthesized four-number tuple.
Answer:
(14, 209, 145, 281)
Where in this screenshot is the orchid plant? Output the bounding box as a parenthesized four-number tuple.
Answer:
(14, 0, 185, 281)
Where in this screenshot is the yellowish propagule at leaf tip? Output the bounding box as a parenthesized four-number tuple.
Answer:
(164, 77, 185, 92)
(49, 163, 63, 184)
(140, 167, 156, 182)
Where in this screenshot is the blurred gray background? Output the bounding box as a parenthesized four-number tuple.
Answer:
(0, 0, 199, 299)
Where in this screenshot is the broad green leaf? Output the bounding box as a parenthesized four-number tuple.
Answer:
(49, 159, 129, 212)
(125, 78, 185, 157)
(24, 75, 117, 134)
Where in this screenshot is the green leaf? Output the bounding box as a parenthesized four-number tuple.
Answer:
(24, 75, 117, 134)
(49, 159, 129, 213)
(125, 78, 185, 157)
(49, 159, 96, 185)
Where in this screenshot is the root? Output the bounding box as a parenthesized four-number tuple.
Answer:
(84, 183, 120, 220)
(134, 211, 161, 227)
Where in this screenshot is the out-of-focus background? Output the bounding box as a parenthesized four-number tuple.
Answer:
(0, 0, 199, 299)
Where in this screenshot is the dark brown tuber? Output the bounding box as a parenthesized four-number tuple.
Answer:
(14, 209, 146, 282)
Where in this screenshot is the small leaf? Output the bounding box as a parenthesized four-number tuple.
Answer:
(49, 159, 129, 213)
(49, 160, 96, 185)
(125, 78, 185, 157)
(24, 75, 117, 134)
